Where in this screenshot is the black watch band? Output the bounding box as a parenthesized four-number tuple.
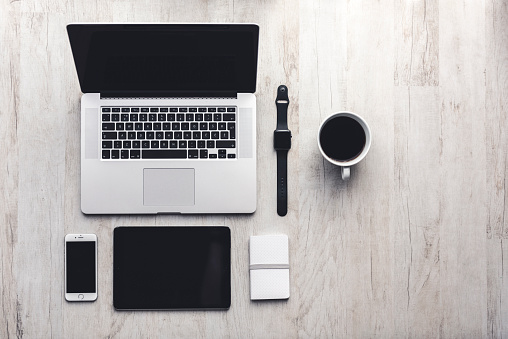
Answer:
(273, 85, 291, 216)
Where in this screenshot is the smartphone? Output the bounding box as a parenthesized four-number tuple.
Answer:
(65, 234, 97, 301)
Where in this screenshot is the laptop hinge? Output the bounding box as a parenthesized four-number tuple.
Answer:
(100, 91, 238, 99)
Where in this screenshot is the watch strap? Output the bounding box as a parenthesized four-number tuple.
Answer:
(275, 85, 289, 130)
(277, 150, 288, 216)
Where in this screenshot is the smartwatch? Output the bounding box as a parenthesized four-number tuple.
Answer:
(273, 85, 292, 216)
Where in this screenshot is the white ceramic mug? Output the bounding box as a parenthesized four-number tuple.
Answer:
(317, 112, 372, 180)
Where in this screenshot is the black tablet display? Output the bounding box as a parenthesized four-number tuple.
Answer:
(113, 226, 230, 310)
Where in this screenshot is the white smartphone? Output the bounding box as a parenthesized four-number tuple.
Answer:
(65, 234, 97, 301)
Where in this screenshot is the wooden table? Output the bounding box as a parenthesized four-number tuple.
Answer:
(1, 0, 507, 337)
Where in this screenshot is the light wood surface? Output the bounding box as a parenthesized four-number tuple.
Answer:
(1, 0, 507, 337)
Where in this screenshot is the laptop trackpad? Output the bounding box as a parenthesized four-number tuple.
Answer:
(143, 169, 195, 206)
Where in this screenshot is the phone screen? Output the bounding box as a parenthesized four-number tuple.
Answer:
(66, 241, 96, 293)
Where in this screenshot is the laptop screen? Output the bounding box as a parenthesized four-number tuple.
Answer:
(67, 24, 259, 95)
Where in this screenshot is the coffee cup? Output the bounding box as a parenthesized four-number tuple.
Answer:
(317, 112, 371, 180)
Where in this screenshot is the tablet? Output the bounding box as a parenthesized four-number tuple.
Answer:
(113, 226, 230, 310)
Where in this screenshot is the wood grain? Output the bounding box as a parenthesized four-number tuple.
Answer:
(0, 0, 507, 337)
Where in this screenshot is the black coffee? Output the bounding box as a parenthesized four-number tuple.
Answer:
(320, 116, 366, 161)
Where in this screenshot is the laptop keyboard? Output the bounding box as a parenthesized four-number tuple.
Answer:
(101, 106, 237, 160)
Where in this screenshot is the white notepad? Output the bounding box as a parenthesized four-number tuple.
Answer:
(249, 235, 290, 300)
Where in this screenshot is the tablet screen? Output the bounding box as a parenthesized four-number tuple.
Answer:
(113, 226, 230, 310)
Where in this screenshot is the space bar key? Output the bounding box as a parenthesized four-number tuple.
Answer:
(142, 150, 187, 159)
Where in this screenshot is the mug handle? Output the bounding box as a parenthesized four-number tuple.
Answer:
(341, 167, 350, 181)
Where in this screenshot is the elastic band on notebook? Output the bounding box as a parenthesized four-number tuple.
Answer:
(250, 264, 289, 270)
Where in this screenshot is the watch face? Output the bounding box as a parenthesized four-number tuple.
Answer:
(274, 130, 292, 150)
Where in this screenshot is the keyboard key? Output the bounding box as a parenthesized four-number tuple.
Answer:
(149, 114, 157, 121)
(151, 141, 159, 148)
(208, 107, 216, 112)
(137, 132, 145, 139)
(200, 149, 208, 158)
(122, 108, 130, 113)
(186, 114, 194, 121)
(165, 132, 173, 139)
(177, 114, 184, 121)
(111, 150, 120, 159)
(205, 114, 212, 121)
(118, 132, 127, 139)
(220, 131, 229, 139)
(179, 141, 187, 148)
(126, 123, 134, 130)
(121, 114, 129, 121)
(156, 132, 164, 139)
(214, 113, 221, 121)
(179, 108, 187, 112)
(102, 123, 115, 130)
(189, 108, 197, 112)
(128, 132, 136, 139)
(160, 108, 168, 112)
(209, 122, 217, 130)
(135, 123, 143, 130)
(130, 150, 140, 159)
(141, 108, 149, 113)
(102, 108, 111, 112)
(174, 132, 182, 139)
(198, 108, 206, 112)
(158, 114, 166, 121)
(181, 123, 189, 130)
(188, 141, 196, 148)
(184, 132, 191, 139)
(116, 123, 124, 130)
(153, 123, 161, 130)
(121, 150, 129, 159)
(112, 108, 120, 112)
(227, 107, 235, 112)
(198, 140, 205, 148)
(112, 114, 120, 121)
(228, 154, 236, 159)
(218, 122, 226, 130)
(102, 114, 110, 121)
(150, 108, 159, 113)
(200, 122, 208, 130)
(196, 114, 203, 121)
(142, 150, 187, 159)
(228, 122, 235, 135)
(193, 132, 201, 139)
(160, 140, 168, 148)
(114, 141, 122, 149)
(170, 108, 178, 112)
(170, 141, 178, 148)
(167, 113, 176, 121)
(202, 132, 210, 139)
(207, 140, 215, 148)
(123, 141, 131, 148)
(216, 140, 236, 148)
(218, 107, 226, 112)
(218, 149, 226, 158)
(131, 108, 140, 113)
(142, 141, 150, 148)
(102, 132, 117, 139)
(102, 141, 112, 148)
(163, 123, 171, 130)
(146, 132, 154, 139)
(140, 114, 147, 121)
(211, 131, 219, 139)
(144, 123, 152, 130)
(188, 150, 198, 158)
(130, 114, 138, 121)
(133, 141, 140, 148)
(191, 123, 198, 130)
(209, 154, 217, 159)
(223, 114, 235, 121)
(172, 122, 180, 130)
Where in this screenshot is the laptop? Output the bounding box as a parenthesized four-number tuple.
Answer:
(67, 24, 259, 214)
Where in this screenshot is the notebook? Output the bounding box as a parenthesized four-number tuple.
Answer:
(67, 23, 259, 214)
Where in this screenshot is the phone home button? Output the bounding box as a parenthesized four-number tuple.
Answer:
(78, 294, 84, 300)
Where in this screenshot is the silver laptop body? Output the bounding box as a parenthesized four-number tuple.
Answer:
(68, 24, 259, 214)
